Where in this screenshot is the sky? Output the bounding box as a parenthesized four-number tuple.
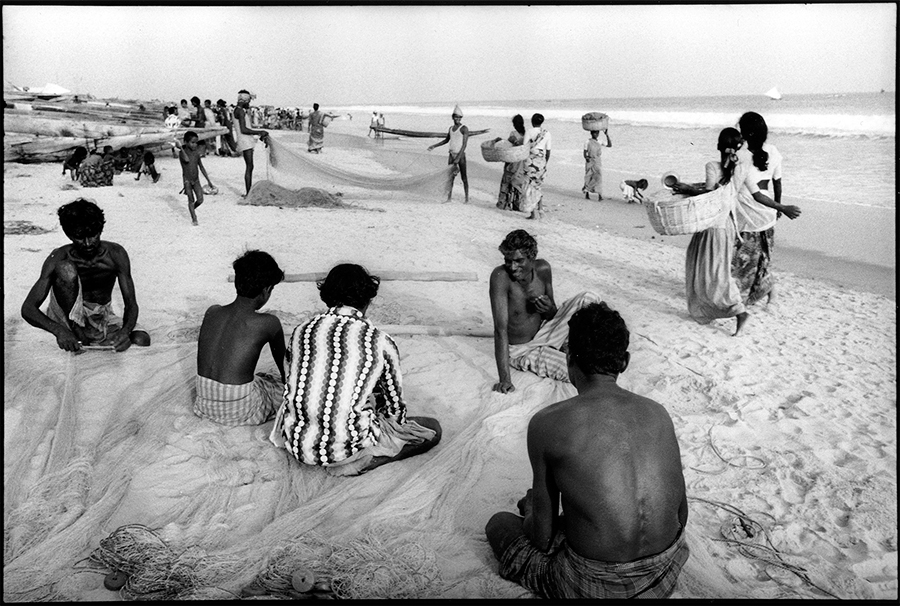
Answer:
(2, 4, 896, 107)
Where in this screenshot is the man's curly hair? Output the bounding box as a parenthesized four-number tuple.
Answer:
(233, 250, 285, 298)
(317, 263, 381, 310)
(57, 198, 105, 240)
(498, 229, 537, 259)
(567, 302, 630, 376)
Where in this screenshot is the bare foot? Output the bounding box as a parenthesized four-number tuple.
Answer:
(733, 312, 749, 336)
(464, 197, 469, 204)
(192, 219, 199, 226)
(767, 288, 777, 306)
(584, 192, 590, 200)
(598, 195, 604, 201)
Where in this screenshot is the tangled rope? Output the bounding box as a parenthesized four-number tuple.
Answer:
(689, 497, 839, 598)
(690, 424, 769, 474)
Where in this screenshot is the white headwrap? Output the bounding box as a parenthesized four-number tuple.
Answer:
(452, 104, 463, 117)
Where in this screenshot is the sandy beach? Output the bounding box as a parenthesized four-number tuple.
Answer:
(3, 124, 896, 600)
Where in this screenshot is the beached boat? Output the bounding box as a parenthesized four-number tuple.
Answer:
(765, 86, 782, 100)
(5, 114, 175, 139)
(374, 126, 490, 138)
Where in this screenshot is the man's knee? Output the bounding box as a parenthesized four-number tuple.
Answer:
(130, 330, 151, 347)
(411, 416, 442, 445)
(485, 511, 524, 560)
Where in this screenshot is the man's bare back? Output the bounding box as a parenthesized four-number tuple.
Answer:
(197, 301, 285, 385)
(528, 379, 688, 562)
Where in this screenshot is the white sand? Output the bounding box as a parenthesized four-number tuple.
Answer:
(3, 132, 896, 600)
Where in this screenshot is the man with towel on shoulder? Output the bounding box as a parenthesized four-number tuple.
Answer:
(194, 250, 286, 426)
(233, 89, 269, 198)
(427, 104, 469, 203)
(21, 198, 151, 352)
(486, 302, 690, 599)
(270, 264, 442, 476)
(489, 229, 601, 393)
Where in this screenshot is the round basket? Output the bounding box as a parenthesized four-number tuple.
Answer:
(645, 186, 731, 236)
(481, 140, 530, 163)
(322, 115, 332, 127)
(582, 112, 609, 131)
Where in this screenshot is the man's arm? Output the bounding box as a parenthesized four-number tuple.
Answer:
(604, 129, 612, 147)
(457, 125, 469, 158)
(20, 252, 82, 352)
(427, 132, 450, 151)
(532, 261, 557, 321)
(266, 317, 287, 383)
(109, 245, 139, 352)
(380, 334, 408, 422)
(489, 267, 515, 393)
(524, 414, 559, 551)
(236, 107, 268, 138)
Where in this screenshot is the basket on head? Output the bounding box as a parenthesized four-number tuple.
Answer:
(480, 140, 530, 163)
(582, 112, 609, 131)
(644, 184, 733, 236)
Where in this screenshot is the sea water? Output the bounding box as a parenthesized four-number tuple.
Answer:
(335, 93, 895, 271)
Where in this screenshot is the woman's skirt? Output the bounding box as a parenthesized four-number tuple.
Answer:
(732, 227, 775, 305)
(686, 227, 746, 323)
(497, 160, 525, 210)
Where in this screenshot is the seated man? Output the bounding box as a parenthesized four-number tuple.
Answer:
(490, 229, 601, 393)
(194, 250, 286, 426)
(486, 302, 690, 598)
(21, 198, 151, 352)
(269, 263, 442, 476)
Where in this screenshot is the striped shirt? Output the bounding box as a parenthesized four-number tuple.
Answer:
(269, 306, 407, 466)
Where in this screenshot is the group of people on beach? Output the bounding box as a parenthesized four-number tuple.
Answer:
(21, 187, 689, 598)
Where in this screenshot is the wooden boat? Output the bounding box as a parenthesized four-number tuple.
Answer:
(5, 114, 177, 139)
(374, 126, 490, 138)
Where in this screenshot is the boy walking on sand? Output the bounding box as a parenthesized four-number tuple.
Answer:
(179, 131, 215, 226)
(194, 250, 286, 426)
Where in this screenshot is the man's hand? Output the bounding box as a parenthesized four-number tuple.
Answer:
(493, 379, 515, 394)
(103, 328, 133, 352)
(531, 294, 554, 315)
(780, 205, 801, 220)
(55, 327, 82, 352)
(517, 489, 533, 517)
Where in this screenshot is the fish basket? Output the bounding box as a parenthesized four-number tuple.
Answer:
(322, 115, 332, 127)
(480, 140, 530, 163)
(581, 112, 609, 131)
(645, 186, 730, 235)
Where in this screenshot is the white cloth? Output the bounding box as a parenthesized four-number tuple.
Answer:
(734, 146, 777, 233)
(526, 127, 552, 153)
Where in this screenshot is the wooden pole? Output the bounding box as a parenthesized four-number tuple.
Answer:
(379, 324, 492, 338)
(227, 271, 478, 283)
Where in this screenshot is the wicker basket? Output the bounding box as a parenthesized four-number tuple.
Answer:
(581, 112, 609, 131)
(645, 185, 732, 235)
(481, 140, 530, 163)
(322, 115, 332, 127)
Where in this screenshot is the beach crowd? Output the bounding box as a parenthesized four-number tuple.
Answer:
(32, 89, 806, 599)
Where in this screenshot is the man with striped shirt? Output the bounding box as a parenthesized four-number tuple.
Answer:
(270, 264, 441, 476)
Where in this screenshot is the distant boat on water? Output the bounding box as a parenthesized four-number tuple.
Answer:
(765, 86, 782, 101)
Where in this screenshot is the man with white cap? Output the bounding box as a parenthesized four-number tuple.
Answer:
(233, 89, 269, 198)
(427, 104, 469, 203)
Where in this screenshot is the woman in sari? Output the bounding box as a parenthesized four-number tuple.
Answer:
(521, 113, 551, 220)
(307, 103, 327, 153)
(732, 112, 800, 305)
(495, 114, 527, 211)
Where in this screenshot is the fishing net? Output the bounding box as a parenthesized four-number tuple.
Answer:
(263, 132, 457, 201)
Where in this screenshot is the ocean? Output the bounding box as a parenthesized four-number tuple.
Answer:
(333, 93, 895, 271)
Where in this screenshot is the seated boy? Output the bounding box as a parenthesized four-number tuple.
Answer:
(62, 146, 88, 180)
(194, 250, 286, 426)
(620, 178, 648, 204)
(270, 264, 442, 476)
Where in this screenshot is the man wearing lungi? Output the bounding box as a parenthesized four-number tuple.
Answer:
(490, 229, 601, 393)
(194, 250, 286, 426)
(486, 302, 690, 598)
(21, 198, 151, 352)
(270, 264, 442, 476)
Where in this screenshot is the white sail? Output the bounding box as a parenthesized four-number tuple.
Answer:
(765, 86, 782, 100)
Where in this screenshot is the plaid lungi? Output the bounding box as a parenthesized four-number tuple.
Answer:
(499, 525, 689, 599)
(193, 373, 283, 426)
(508, 292, 601, 382)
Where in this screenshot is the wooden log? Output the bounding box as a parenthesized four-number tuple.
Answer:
(227, 271, 478, 283)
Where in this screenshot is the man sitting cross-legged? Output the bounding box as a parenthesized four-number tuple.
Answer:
(490, 229, 601, 393)
(21, 198, 151, 353)
(485, 302, 690, 599)
(269, 264, 442, 476)
(194, 250, 286, 426)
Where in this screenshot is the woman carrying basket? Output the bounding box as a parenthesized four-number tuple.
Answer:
(494, 114, 527, 211)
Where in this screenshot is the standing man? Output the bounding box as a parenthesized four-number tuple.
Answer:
(582, 128, 611, 200)
(233, 89, 269, 198)
(21, 198, 151, 352)
(485, 302, 690, 598)
(489, 229, 600, 393)
(427, 104, 469, 203)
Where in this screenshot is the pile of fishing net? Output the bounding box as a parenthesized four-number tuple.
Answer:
(238, 180, 347, 209)
(74, 523, 443, 600)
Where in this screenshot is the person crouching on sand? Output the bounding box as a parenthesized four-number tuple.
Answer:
(21, 198, 151, 352)
(428, 104, 470, 203)
(194, 250, 286, 426)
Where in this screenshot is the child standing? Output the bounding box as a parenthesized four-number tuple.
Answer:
(582, 129, 612, 200)
(179, 131, 214, 226)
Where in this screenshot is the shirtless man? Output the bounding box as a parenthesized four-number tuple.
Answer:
(233, 89, 269, 198)
(485, 302, 690, 598)
(21, 198, 150, 352)
(194, 250, 286, 426)
(490, 229, 600, 393)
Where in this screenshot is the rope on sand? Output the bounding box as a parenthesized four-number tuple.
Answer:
(690, 423, 769, 474)
(689, 497, 840, 599)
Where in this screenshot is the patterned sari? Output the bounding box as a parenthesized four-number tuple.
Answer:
(307, 111, 326, 152)
(521, 129, 549, 215)
(497, 130, 526, 211)
(732, 227, 774, 305)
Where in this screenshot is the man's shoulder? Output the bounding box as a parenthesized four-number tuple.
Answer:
(534, 258, 552, 273)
